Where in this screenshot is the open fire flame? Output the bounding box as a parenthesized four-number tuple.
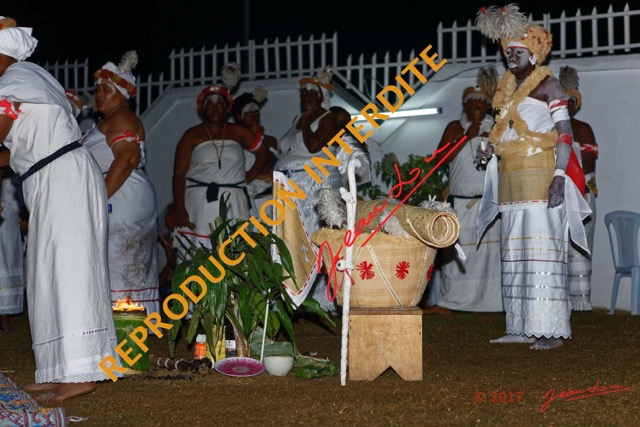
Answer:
(112, 297, 145, 312)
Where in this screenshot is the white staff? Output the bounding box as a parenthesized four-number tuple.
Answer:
(338, 158, 361, 386)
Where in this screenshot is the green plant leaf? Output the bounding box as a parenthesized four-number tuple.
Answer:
(301, 297, 336, 327)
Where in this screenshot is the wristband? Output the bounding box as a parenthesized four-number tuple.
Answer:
(554, 169, 566, 177)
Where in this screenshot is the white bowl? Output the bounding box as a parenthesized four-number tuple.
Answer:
(263, 356, 294, 376)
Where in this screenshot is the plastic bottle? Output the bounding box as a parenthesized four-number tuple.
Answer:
(194, 334, 207, 360)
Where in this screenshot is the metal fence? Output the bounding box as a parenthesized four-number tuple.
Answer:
(41, 2, 639, 116)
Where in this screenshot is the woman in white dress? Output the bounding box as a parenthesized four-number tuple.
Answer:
(172, 85, 270, 250)
(0, 16, 120, 401)
(81, 51, 160, 316)
(274, 69, 344, 314)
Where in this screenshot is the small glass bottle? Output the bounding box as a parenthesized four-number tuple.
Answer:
(225, 324, 237, 357)
(194, 334, 207, 360)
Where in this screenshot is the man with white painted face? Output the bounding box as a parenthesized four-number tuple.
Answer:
(474, 5, 591, 350)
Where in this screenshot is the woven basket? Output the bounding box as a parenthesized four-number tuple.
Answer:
(312, 228, 438, 308)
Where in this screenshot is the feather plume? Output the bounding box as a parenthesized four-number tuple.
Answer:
(559, 66, 579, 90)
(495, 4, 530, 39)
(477, 65, 499, 99)
(475, 5, 502, 42)
(419, 195, 454, 213)
(315, 187, 346, 229)
(118, 50, 138, 73)
(316, 65, 333, 86)
(253, 86, 268, 103)
(221, 62, 241, 91)
(381, 215, 410, 237)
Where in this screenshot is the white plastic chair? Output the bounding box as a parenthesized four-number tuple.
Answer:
(605, 210, 640, 315)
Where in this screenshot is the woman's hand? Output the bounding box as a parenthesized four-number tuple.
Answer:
(174, 206, 194, 229)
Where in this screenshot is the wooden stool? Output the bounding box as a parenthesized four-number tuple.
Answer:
(348, 307, 423, 381)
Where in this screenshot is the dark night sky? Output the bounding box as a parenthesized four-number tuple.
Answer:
(3, 0, 632, 77)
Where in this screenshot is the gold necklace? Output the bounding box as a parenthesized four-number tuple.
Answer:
(205, 123, 226, 169)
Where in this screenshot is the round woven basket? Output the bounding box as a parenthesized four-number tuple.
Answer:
(312, 228, 438, 308)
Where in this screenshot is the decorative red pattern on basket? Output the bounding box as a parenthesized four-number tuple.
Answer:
(356, 261, 375, 280)
(395, 261, 410, 279)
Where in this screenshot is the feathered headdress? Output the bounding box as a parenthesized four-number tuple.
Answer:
(196, 62, 241, 112)
(93, 50, 139, 99)
(299, 65, 334, 91)
(299, 65, 334, 109)
(253, 85, 268, 103)
(475, 4, 552, 65)
(221, 62, 241, 92)
(463, 65, 499, 103)
(559, 65, 582, 110)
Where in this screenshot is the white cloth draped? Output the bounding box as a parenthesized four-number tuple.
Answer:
(0, 178, 24, 316)
(0, 61, 120, 383)
(176, 139, 250, 251)
(568, 171, 597, 311)
(81, 126, 160, 316)
(477, 96, 591, 339)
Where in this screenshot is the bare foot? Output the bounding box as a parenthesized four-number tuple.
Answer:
(490, 334, 537, 344)
(423, 305, 452, 315)
(35, 382, 97, 402)
(530, 337, 563, 350)
(0, 315, 15, 331)
(22, 383, 57, 392)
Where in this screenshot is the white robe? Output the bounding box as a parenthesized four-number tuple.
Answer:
(0, 61, 120, 383)
(477, 97, 591, 339)
(438, 114, 502, 312)
(81, 126, 160, 316)
(0, 178, 24, 316)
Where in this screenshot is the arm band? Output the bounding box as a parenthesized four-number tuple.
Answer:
(109, 130, 140, 148)
(0, 99, 19, 120)
(247, 133, 264, 152)
(554, 168, 566, 177)
(557, 133, 573, 146)
(549, 99, 570, 123)
(580, 143, 599, 155)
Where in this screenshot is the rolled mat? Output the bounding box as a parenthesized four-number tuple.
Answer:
(355, 200, 459, 248)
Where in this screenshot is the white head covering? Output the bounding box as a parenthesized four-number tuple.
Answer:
(0, 16, 38, 61)
(94, 51, 138, 99)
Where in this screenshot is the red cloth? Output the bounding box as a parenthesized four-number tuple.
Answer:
(566, 148, 585, 195)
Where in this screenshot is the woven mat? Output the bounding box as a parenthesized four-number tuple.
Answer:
(0, 372, 67, 427)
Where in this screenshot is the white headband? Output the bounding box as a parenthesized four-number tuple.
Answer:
(0, 18, 37, 61)
(96, 61, 136, 99)
(505, 41, 537, 66)
(301, 83, 330, 110)
(203, 93, 227, 108)
(241, 102, 260, 118)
